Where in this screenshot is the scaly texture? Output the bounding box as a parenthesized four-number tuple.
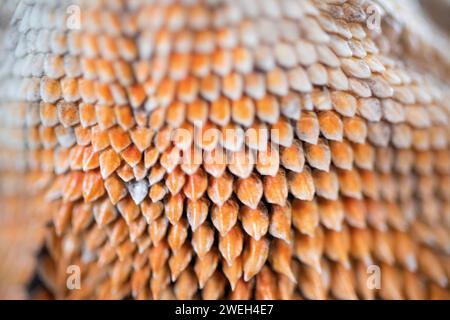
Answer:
(0, 0, 449, 300)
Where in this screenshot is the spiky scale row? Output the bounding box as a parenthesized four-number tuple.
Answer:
(0, 0, 450, 300)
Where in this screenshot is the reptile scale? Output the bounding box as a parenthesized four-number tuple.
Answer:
(0, 0, 449, 300)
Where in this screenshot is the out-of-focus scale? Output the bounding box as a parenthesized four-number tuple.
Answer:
(0, 0, 449, 300)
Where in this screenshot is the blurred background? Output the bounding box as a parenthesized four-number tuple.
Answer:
(420, 0, 450, 32)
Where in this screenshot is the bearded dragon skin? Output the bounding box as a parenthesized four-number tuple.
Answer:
(0, 0, 449, 300)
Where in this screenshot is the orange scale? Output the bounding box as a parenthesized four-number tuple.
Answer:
(39, 102, 59, 127)
(107, 126, 131, 153)
(177, 76, 199, 104)
(118, 37, 138, 61)
(133, 61, 151, 84)
(130, 127, 153, 152)
(187, 99, 208, 127)
(203, 147, 227, 178)
(90, 125, 110, 152)
(270, 117, 294, 147)
(144, 147, 159, 169)
(160, 146, 182, 173)
(60, 78, 80, 102)
(99, 148, 121, 179)
(149, 182, 168, 203)
(121, 144, 142, 167)
(169, 53, 190, 80)
(82, 146, 99, 171)
(114, 106, 135, 130)
(82, 170, 105, 202)
(54, 148, 70, 173)
(39, 126, 57, 149)
(117, 163, 135, 183)
(211, 50, 232, 76)
(96, 59, 116, 83)
(78, 103, 97, 128)
(68, 145, 85, 171)
(233, 47, 253, 74)
(166, 101, 186, 128)
(192, 53, 210, 77)
(95, 82, 115, 105)
(134, 110, 148, 127)
(80, 57, 98, 79)
(156, 78, 176, 108)
(62, 171, 84, 202)
(183, 168, 208, 200)
(210, 96, 231, 127)
(98, 35, 119, 60)
(165, 167, 186, 195)
(57, 101, 79, 128)
(74, 125, 91, 146)
(200, 74, 220, 102)
(127, 84, 146, 109)
(79, 79, 97, 104)
(114, 60, 134, 86)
